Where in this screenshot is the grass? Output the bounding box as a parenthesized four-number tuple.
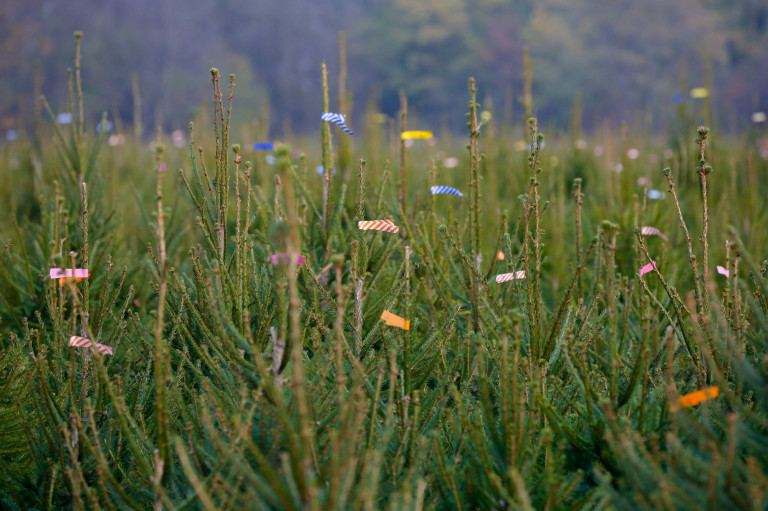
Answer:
(1, 33, 768, 510)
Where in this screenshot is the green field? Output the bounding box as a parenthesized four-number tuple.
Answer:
(1, 38, 768, 510)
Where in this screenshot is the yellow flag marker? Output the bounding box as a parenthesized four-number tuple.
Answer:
(401, 131, 433, 140)
(690, 87, 709, 99)
(671, 386, 719, 411)
(381, 310, 410, 330)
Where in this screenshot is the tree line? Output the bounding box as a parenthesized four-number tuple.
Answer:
(0, 0, 766, 136)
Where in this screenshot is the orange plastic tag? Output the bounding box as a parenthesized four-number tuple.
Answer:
(672, 387, 719, 411)
(58, 277, 84, 286)
(381, 310, 410, 330)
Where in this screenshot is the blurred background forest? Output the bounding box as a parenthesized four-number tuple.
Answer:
(1, 0, 767, 137)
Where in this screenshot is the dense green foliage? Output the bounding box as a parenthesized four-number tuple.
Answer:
(1, 36, 768, 510)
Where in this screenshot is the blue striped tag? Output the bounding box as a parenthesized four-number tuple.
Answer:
(321, 112, 354, 135)
(430, 185, 463, 197)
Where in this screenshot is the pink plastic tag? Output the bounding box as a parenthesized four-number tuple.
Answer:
(269, 253, 306, 266)
(638, 261, 656, 277)
(50, 268, 89, 279)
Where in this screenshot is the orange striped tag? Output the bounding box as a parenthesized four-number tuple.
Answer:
(672, 387, 719, 411)
(358, 220, 399, 234)
(381, 310, 410, 330)
(69, 336, 114, 356)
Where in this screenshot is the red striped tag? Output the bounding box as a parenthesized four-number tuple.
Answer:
(496, 271, 526, 283)
(69, 336, 114, 356)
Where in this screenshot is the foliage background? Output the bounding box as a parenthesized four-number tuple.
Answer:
(1, 4, 768, 510)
